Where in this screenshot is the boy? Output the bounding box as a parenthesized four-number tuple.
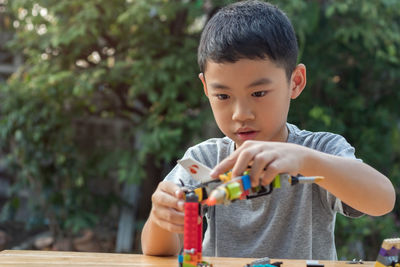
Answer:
(141, 0, 395, 260)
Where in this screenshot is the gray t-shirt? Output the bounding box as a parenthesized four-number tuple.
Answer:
(164, 123, 363, 260)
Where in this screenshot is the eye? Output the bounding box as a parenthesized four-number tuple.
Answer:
(251, 91, 267, 97)
(216, 94, 230, 100)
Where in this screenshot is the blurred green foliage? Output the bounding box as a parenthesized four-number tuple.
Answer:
(0, 0, 207, 239)
(0, 0, 399, 259)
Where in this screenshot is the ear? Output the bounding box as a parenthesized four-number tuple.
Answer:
(199, 73, 209, 97)
(290, 63, 306, 99)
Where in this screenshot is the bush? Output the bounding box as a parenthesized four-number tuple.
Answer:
(0, 0, 207, 240)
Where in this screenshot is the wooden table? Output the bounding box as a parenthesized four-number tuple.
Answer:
(0, 250, 374, 267)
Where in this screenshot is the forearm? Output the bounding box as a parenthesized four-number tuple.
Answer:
(141, 214, 182, 256)
(301, 148, 395, 216)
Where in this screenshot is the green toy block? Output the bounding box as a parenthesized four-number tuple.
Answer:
(273, 175, 281, 188)
(227, 182, 242, 200)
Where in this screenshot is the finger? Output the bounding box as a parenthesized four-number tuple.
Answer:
(158, 180, 185, 210)
(261, 161, 281, 186)
(250, 151, 275, 187)
(231, 144, 261, 177)
(155, 192, 185, 212)
(159, 181, 184, 199)
(210, 153, 238, 178)
(175, 187, 184, 200)
(152, 187, 185, 212)
(152, 206, 185, 226)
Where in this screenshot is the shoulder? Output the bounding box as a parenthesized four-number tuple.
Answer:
(185, 137, 234, 168)
(187, 137, 233, 153)
(287, 123, 357, 158)
(287, 123, 346, 145)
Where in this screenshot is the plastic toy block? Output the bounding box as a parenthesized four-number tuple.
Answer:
(183, 201, 201, 254)
(219, 171, 232, 182)
(381, 238, 400, 251)
(240, 189, 250, 200)
(375, 238, 400, 267)
(227, 182, 242, 200)
(194, 188, 203, 201)
(186, 192, 199, 203)
(244, 256, 270, 266)
(272, 175, 281, 188)
(306, 260, 324, 267)
(241, 175, 251, 191)
(244, 258, 283, 267)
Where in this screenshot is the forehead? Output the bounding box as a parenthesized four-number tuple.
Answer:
(203, 58, 287, 86)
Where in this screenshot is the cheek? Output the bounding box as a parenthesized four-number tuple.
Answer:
(258, 96, 290, 121)
(209, 99, 227, 114)
(210, 104, 227, 121)
(209, 102, 230, 127)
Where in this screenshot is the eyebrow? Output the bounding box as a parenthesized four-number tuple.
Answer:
(247, 78, 273, 88)
(209, 78, 273, 90)
(209, 82, 230, 90)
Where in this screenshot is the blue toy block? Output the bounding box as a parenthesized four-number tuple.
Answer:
(241, 175, 251, 191)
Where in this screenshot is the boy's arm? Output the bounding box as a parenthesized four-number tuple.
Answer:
(211, 141, 395, 217)
(141, 214, 182, 255)
(302, 149, 395, 216)
(141, 181, 185, 256)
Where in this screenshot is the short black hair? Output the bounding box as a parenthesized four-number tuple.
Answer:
(198, 0, 298, 80)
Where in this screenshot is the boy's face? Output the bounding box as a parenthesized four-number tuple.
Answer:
(199, 58, 306, 147)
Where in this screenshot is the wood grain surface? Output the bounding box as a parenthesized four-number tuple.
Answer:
(0, 250, 374, 267)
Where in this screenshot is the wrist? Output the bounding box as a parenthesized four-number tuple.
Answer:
(298, 145, 320, 176)
(148, 208, 162, 230)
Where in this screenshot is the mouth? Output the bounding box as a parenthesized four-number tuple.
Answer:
(235, 129, 258, 141)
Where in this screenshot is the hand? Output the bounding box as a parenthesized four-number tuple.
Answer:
(210, 140, 307, 187)
(149, 181, 185, 233)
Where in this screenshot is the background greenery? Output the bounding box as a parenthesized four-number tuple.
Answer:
(0, 0, 398, 260)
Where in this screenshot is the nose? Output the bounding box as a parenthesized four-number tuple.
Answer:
(232, 99, 255, 122)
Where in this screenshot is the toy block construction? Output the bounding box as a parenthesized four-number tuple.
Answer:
(177, 158, 324, 267)
(375, 238, 400, 267)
